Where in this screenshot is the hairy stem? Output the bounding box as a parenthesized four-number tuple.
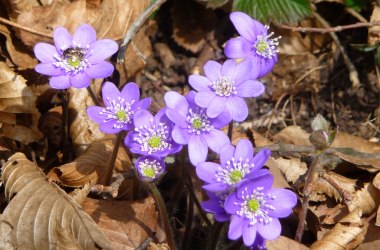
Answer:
(295, 153, 322, 242)
(148, 183, 176, 249)
(61, 90, 70, 162)
(104, 132, 123, 186)
(86, 85, 101, 106)
(207, 222, 225, 250)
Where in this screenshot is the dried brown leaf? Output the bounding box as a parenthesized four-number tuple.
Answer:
(267, 157, 307, 184)
(273, 126, 311, 146)
(0, 153, 113, 249)
(82, 196, 158, 249)
(267, 236, 309, 250)
(368, 5, 380, 45)
(0, 62, 42, 144)
(48, 135, 132, 188)
(171, 0, 216, 53)
(310, 208, 367, 250)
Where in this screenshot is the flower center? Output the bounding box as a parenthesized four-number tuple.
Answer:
(148, 136, 161, 148)
(236, 186, 276, 226)
(230, 170, 243, 183)
(215, 157, 253, 186)
(248, 199, 260, 212)
(254, 25, 281, 59)
(134, 121, 172, 154)
(138, 159, 163, 179)
(54, 45, 91, 74)
(100, 97, 135, 130)
(187, 108, 213, 135)
(211, 76, 236, 97)
(116, 110, 127, 121)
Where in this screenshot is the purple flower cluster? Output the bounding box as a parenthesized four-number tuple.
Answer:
(199, 139, 297, 248)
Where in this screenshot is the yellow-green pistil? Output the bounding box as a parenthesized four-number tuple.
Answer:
(67, 57, 81, 67)
(256, 40, 268, 53)
(116, 110, 127, 121)
(248, 199, 260, 212)
(148, 136, 161, 148)
(192, 118, 203, 129)
(142, 168, 156, 178)
(230, 170, 243, 183)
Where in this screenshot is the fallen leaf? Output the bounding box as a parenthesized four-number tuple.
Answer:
(267, 236, 309, 250)
(0, 153, 113, 249)
(48, 135, 132, 188)
(0, 62, 42, 144)
(82, 196, 158, 249)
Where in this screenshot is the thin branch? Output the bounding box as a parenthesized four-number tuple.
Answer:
(280, 20, 380, 34)
(117, 0, 167, 63)
(320, 172, 353, 205)
(0, 16, 53, 39)
(90, 172, 133, 198)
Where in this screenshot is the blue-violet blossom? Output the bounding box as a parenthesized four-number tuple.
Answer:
(196, 139, 270, 192)
(189, 59, 264, 122)
(135, 155, 165, 182)
(164, 91, 231, 166)
(34, 24, 118, 89)
(201, 190, 233, 222)
(224, 12, 281, 78)
(224, 174, 297, 247)
(124, 109, 182, 157)
(87, 82, 151, 134)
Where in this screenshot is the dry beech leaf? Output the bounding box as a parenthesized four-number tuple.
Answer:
(4, 0, 53, 19)
(171, 0, 216, 53)
(273, 126, 311, 146)
(267, 236, 309, 250)
(39, 106, 62, 148)
(82, 196, 158, 249)
(0, 62, 42, 144)
(0, 24, 37, 69)
(267, 157, 307, 184)
(148, 242, 170, 250)
(310, 208, 368, 250)
(68, 84, 104, 155)
(0, 153, 113, 250)
(48, 135, 132, 188)
(368, 5, 380, 45)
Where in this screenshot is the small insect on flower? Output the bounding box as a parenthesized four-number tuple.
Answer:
(87, 82, 151, 134)
(124, 109, 182, 158)
(34, 24, 118, 89)
(224, 12, 281, 78)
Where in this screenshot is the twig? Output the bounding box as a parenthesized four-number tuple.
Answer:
(280, 20, 380, 33)
(319, 172, 352, 205)
(313, 12, 360, 89)
(0, 16, 53, 39)
(148, 183, 176, 250)
(90, 172, 133, 198)
(295, 154, 322, 242)
(117, 0, 167, 63)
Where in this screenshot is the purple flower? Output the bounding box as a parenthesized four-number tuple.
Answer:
(224, 12, 281, 78)
(124, 109, 182, 157)
(196, 139, 270, 192)
(164, 91, 231, 166)
(87, 82, 151, 134)
(201, 190, 233, 222)
(34, 24, 118, 89)
(189, 59, 264, 122)
(135, 155, 165, 182)
(224, 174, 297, 247)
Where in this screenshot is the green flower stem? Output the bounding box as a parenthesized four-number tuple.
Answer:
(61, 90, 70, 162)
(147, 182, 176, 250)
(104, 132, 123, 186)
(227, 122, 233, 141)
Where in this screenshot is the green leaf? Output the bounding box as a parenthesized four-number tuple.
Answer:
(197, 0, 230, 9)
(344, 0, 370, 11)
(375, 46, 380, 67)
(233, 0, 312, 25)
(351, 43, 380, 52)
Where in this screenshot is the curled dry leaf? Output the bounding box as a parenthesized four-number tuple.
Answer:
(48, 135, 132, 188)
(267, 236, 309, 250)
(82, 196, 158, 249)
(0, 62, 42, 144)
(0, 153, 113, 250)
(171, 0, 216, 53)
(310, 208, 368, 250)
